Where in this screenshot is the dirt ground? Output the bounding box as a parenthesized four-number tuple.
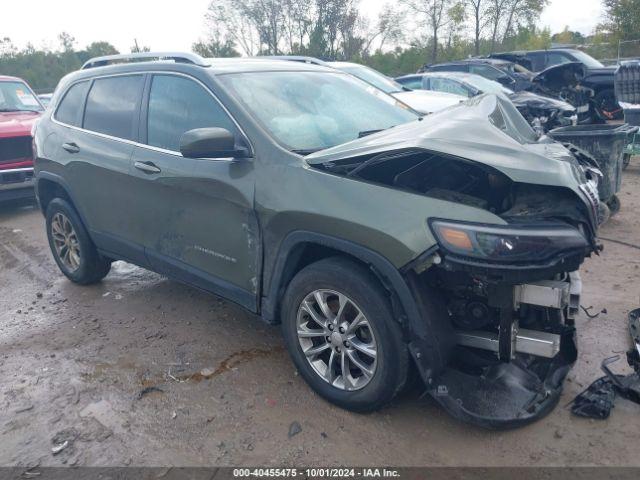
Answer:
(1, 160, 640, 469)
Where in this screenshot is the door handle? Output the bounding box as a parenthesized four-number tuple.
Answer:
(134, 161, 161, 174)
(62, 142, 80, 154)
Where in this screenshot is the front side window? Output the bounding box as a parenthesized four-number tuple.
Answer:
(83, 75, 144, 140)
(545, 52, 573, 68)
(0, 81, 44, 113)
(219, 71, 418, 153)
(146, 75, 236, 152)
(465, 75, 513, 95)
(526, 52, 547, 72)
(469, 64, 504, 81)
(55, 81, 89, 126)
(396, 76, 424, 90)
(430, 78, 471, 97)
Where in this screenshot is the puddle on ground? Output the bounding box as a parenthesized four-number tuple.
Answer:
(178, 347, 284, 383)
(81, 347, 283, 391)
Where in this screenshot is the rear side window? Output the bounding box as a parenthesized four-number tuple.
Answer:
(84, 75, 144, 140)
(55, 81, 89, 126)
(146, 74, 236, 152)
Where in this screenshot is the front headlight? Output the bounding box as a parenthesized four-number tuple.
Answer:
(430, 220, 589, 263)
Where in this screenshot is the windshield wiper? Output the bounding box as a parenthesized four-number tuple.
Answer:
(358, 129, 387, 138)
(292, 148, 324, 156)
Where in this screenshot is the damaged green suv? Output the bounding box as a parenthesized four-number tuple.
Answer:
(34, 53, 601, 428)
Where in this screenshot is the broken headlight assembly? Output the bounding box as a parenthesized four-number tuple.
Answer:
(430, 220, 589, 263)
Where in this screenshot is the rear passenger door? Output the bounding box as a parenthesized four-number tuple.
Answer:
(53, 74, 148, 265)
(129, 73, 259, 310)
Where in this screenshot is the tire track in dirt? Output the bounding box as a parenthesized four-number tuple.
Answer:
(0, 226, 56, 287)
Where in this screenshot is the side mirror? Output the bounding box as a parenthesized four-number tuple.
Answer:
(180, 128, 250, 159)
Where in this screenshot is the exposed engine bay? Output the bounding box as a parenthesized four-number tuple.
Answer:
(313, 145, 601, 428)
(530, 62, 595, 123)
(318, 149, 598, 234)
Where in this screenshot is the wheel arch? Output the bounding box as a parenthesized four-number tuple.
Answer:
(37, 173, 74, 212)
(262, 232, 412, 322)
(261, 231, 455, 384)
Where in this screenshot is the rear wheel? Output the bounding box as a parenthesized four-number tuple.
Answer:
(46, 198, 111, 284)
(281, 257, 409, 412)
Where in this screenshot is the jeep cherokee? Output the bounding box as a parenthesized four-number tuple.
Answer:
(34, 53, 601, 428)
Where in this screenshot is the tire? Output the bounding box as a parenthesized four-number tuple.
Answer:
(280, 257, 409, 412)
(606, 194, 621, 216)
(623, 154, 631, 170)
(594, 89, 623, 121)
(46, 198, 111, 285)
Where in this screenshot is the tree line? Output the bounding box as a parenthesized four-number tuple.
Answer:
(1, 0, 638, 91)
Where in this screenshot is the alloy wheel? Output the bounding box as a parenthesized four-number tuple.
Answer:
(51, 212, 81, 272)
(296, 289, 378, 391)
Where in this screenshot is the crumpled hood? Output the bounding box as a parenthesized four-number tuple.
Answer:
(508, 90, 576, 113)
(306, 94, 583, 190)
(532, 62, 585, 90)
(0, 111, 41, 138)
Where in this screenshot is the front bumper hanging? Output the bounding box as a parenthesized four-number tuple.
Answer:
(427, 273, 581, 429)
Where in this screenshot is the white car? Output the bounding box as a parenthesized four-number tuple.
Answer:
(326, 61, 466, 115)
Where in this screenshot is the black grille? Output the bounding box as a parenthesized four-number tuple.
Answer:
(0, 136, 33, 164)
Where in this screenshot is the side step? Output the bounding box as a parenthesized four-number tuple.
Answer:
(456, 329, 561, 359)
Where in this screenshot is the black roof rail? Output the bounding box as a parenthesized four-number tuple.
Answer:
(81, 52, 209, 70)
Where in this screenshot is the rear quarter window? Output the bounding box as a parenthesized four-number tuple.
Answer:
(83, 75, 144, 140)
(54, 81, 89, 126)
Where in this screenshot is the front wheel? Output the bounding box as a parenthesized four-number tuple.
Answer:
(280, 257, 409, 412)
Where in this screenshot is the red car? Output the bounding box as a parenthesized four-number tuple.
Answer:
(0, 75, 44, 201)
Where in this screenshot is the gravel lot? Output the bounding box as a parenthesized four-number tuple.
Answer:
(1, 159, 640, 468)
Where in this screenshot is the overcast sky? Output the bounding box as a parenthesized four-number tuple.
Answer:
(1, 0, 605, 53)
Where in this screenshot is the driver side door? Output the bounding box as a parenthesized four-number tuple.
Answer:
(128, 73, 259, 310)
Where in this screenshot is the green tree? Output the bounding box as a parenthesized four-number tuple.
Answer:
(78, 41, 119, 64)
(192, 39, 241, 57)
(131, 39, 150, 53)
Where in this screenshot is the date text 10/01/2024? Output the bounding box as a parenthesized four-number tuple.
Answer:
(233, 468, 401, 478)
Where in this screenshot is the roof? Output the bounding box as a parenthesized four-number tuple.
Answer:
(493, 48, 581, 56)
(432, 57, 512, 67)
(259, 55, 328, 66)
(398, 72, 484, 88)
(0, 75, 24, 82)
(75, 54, 337, 78)
(204, 58, 335, 74)
(410, 71, 479, 80)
